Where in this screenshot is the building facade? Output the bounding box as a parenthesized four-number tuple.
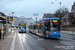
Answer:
(12, 16, 34, 28)
(43, 13, 54, 18)
(61, 2, 75, 26)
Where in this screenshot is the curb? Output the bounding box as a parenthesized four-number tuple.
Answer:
(61, 31, 75, 35)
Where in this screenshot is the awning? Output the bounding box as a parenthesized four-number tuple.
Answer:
(0, 20, 12, 24)
(0, 16, 6, 20)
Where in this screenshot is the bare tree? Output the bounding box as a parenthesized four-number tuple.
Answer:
(54, 7, 69, 19)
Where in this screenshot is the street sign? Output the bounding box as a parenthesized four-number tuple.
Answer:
(7, 17, 13, 21)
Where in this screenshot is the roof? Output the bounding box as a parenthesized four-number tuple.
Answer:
(29, 17, 60, 25)
(72, 2, 75, 7)
(62, 13, 71, 19)
(44, 14, 54, 18)
(37, 17, 60, 22)
(71, 10, 74, 13)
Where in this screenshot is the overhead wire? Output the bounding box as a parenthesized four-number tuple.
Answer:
(21, 0, 30, 14)
(37, 0, 72, 14)
(37, 0, 58, 14)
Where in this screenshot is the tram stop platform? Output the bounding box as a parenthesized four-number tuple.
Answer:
(0, 31, 25, 50)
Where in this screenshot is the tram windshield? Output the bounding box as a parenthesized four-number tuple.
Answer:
(19, 25, 25, 29)
(50, 22, 60, 31)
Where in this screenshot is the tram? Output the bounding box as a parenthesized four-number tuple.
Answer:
(29, 17, 61, 38)
(19, 23, 26, 33)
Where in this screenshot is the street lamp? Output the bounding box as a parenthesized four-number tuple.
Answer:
(59, 2, 61, 19)
(34, 14, 38, 24)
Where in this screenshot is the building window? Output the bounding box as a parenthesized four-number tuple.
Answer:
(64, 19, 66, 22)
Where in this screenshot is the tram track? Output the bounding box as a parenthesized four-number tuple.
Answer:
(18, 33, 30, 50)
(26, 34, 49, 50)
(18, 31, 75, 50)
(19, 33, 47, 50)
(21, 30, 75, 50)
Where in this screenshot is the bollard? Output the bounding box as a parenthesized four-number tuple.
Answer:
(0, 30, 2, 39)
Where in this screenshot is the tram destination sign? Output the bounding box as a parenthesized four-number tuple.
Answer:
(20, 23, 25, 25)
(50, 20, 58, 23)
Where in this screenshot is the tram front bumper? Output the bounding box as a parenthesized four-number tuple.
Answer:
(48, 35, 60, 38)
(19, 31, 26, 33)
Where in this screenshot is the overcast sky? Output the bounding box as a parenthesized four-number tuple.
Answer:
(0, 0, 74, 20)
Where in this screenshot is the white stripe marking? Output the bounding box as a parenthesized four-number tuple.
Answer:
(18, 34, 30, 50)
(18, 34, 24, 50)
(10, 33, 16, 50)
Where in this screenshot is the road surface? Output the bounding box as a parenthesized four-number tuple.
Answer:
(12, 30, 75, 50)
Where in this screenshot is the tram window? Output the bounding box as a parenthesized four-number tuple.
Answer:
(45, 23, 50, 31)
(34, 25, 35, 29)
(39, 25, 41, 30)
(45, 23, 47, 30)
(50, 23, 60, 31)
(37, 26, 38, 29)
(30, 26, 32, 29)
(30, 25, 31, 29)
(53, 24, 57, 27)
(37, 26, 39, 29)
(47, 23, 50, 31)
(31, 25, 32, 29)
(35, 25, 37, 29)
(53, 23, 59, 28)
(41, 25, 43, 30)
(32, 25, 33, 29)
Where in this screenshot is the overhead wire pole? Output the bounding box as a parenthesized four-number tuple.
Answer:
(34, 14, 38, 34)
(21, 16, 25, 22)
(59, 2, 61, 19)
(6, 14, 7, 37)
(34, 14, 38, 24)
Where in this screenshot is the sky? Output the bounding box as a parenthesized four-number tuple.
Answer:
(0, 0, 74, 20)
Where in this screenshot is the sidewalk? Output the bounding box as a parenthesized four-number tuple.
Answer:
(0, 30, 24, 50)
(0, 33, 13, 50)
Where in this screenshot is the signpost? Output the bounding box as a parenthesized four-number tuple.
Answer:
(7, 17, 13, 21)
(6, 15, 13, 37)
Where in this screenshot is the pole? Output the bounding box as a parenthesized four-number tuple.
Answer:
(59, 2, 61, 19)
(22, 18, 23, 22)
(21, 16, 25, 22)
(34, 14, 38, 24)
(34, 14, 38, 34)
(11, 12, 14, 32)
(36, 18, 37, 24)
(6, 16, 7, 37)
